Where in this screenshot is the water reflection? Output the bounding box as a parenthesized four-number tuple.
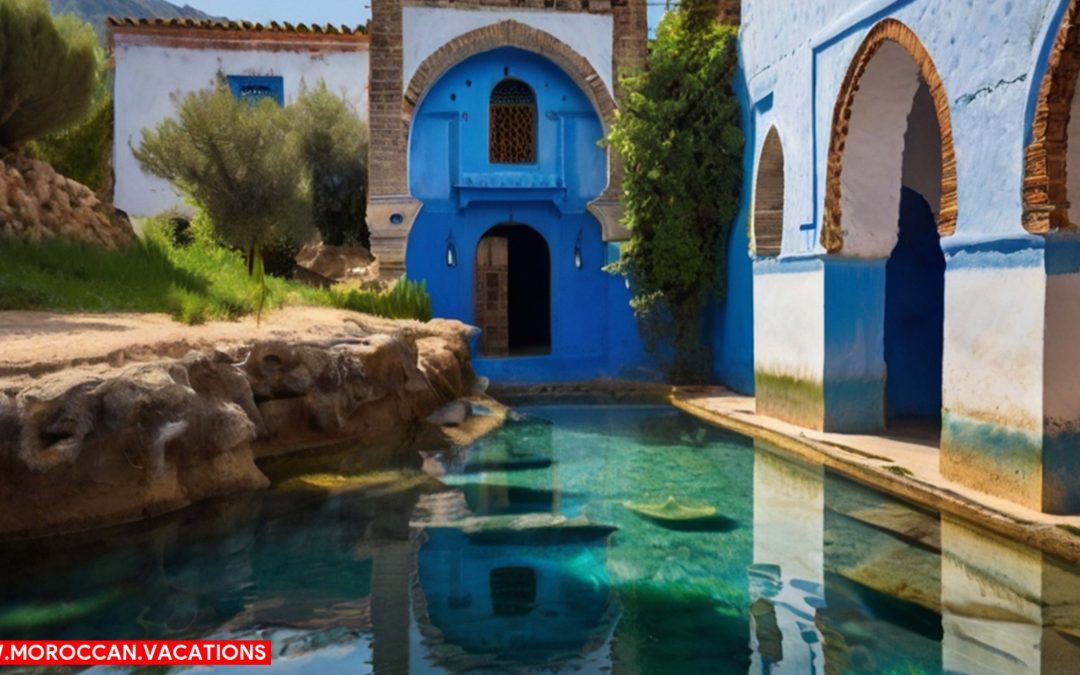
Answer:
(3, 407, 1080, 674)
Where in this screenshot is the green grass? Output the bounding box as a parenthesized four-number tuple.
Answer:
(0, 225, 431, 324)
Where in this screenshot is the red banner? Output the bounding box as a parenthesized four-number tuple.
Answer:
(0, 641, 272, 666)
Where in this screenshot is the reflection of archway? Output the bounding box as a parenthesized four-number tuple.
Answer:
(1024, 0, 1080, 233)
(474, 224, 551, 357)
(825, 20, 948, 425)
(752, 127, 784, 256)
(821, 19, 957, 254)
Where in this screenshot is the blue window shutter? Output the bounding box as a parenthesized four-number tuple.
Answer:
(226, 75, 285, 106)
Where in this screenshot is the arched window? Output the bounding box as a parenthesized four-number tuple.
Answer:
(489, 79, 536, 164)
(752, 127, 784, 256)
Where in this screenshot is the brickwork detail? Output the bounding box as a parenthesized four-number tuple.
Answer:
(403, 0, 624, 12)
(1023, 0, 1080, 233)
(821, 19, 958, 253)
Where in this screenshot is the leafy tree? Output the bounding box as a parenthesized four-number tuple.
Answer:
(607, 0, 743, 382)
(292, 81, 369, 247)
(0, 0, 99, 149)
(24, 59, 113, 193)
(134, 83, 314, 274)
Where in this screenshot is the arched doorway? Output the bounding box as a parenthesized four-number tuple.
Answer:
(474, 224, 551, 357)
(824, 20, 954, 427)
(752, 127, 784, 257)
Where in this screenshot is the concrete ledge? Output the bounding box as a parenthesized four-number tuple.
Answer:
(670, 386, 1080, 566)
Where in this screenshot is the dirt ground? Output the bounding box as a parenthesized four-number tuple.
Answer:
(0, 307, 463, 385)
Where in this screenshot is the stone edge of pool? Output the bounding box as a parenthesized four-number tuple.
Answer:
(670, 386, 1080, 567)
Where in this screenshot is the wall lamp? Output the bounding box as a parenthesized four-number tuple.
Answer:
(446, 230, 458, 268)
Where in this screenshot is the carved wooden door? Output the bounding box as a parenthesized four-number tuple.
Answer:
(475, 236, 509, 356)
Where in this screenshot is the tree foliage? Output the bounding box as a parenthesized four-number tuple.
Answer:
(0, 0, 99, 149)
(134, 83, 314, 269)
(607, 0, 743, 382)
(24, 62, 113, 193)
(293, 81, 369, 247)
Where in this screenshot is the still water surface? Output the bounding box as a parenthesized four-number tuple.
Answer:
(2, 404, 1079, 674)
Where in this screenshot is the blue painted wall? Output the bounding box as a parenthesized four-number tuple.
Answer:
(710, 60, 755, 395)
(406, 47, 658, 384)
(884, 187, 945, 419)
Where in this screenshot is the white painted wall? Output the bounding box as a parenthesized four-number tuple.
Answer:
(113, 37, 369, 218)
(902, 80, 943, 220)
(753, 264, 825, 383)
(839, 42, 921, 258)
(401, 6, 614, 98)
(742, 0, 1059, 256)
(941, 257, 1045, 430)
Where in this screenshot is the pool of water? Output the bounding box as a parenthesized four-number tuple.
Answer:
(3, 404, 1080, 674)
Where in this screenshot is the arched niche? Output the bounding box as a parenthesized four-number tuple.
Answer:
(752, 126, 785, 257)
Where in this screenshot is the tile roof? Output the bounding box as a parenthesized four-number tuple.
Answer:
(105, 17, 367, 36)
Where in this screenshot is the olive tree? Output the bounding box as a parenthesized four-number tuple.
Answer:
(134, 85, 314, 273)
(0, 0, 98, 149)
(292, 81, 369, 247)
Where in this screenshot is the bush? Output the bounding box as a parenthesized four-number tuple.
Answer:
(134, 84, 315, 271)
(0, 0, 98, 149)
(293, 81, 369, 247)
(607, 0, 743, 383)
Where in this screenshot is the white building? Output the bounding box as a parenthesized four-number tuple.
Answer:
(108, 18, 369, 218)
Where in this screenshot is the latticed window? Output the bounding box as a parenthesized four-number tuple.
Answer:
(489, 79, 536, 164)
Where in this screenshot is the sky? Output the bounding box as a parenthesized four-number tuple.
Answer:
(180, 0, 666, 33)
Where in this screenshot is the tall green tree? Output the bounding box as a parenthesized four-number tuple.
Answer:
(293, 81, 369, 247)
(607, 0, 743, 382)
(134, 84, 314, 273)
(0, 0, 99, 149)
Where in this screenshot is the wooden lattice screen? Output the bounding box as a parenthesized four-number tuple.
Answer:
(489, 79, 536, 164)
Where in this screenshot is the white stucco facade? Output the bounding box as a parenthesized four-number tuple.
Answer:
(112, 33, 369, 218)
(743, 0, 1080, 511)
(401, 6, 614, 97)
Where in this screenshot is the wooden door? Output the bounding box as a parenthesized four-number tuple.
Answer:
(475, 236, 509, 356)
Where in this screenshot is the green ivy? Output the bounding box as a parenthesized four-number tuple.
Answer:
(607, 0, 743, 383)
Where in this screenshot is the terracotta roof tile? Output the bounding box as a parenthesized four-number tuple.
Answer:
(105, 17, 367, 36)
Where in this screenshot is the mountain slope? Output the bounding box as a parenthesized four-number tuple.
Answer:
(49, 0, 218, 42)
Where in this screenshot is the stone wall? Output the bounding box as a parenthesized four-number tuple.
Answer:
(0, 152, 134, 250)
(0, 316, 476, 540)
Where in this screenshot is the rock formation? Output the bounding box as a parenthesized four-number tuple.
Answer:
(0, 314, 476, 540)
(0, 151, 134, 249)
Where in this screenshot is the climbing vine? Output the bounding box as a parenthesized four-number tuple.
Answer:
(607, 0, 743, 382)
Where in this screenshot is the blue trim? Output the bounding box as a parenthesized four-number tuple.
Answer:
(226, 75, 285, 106)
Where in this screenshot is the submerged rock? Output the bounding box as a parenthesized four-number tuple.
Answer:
(0, 317, 476, 540)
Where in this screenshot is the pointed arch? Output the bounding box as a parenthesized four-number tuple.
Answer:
(1023, 0, 1080, 233)
(752, 126, 785, 256)
(821, 19, 958, 253)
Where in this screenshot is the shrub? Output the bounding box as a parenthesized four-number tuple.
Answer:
(606, 0, 743, 383)
(292, 81, 369, 247)
(134, 84, 314, 272)
(0, 0, 98, 149)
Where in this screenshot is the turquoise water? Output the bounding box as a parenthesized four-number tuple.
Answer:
(2, 404, 1080, 673)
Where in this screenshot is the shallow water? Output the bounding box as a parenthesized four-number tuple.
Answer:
(2, 404, 1080, 674)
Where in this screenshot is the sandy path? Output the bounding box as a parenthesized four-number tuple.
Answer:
(0, 307, 450, 384)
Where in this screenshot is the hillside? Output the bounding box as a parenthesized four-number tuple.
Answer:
(49, 0, 219, 42)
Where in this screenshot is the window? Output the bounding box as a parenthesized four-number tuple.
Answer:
(226, 75, 285, 107)
(489, 79, 536, 164)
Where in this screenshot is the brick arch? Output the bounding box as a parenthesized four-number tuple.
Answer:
(821, 19, 958, 253)
(404, 20, 616, 135)
(1023, 0, 1080, 233)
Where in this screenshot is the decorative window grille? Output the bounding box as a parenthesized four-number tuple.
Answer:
(226, 75, 285, 107)
(489, 79, 536, 164)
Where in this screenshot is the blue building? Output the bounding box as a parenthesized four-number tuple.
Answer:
(366, 2, 662, 384)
